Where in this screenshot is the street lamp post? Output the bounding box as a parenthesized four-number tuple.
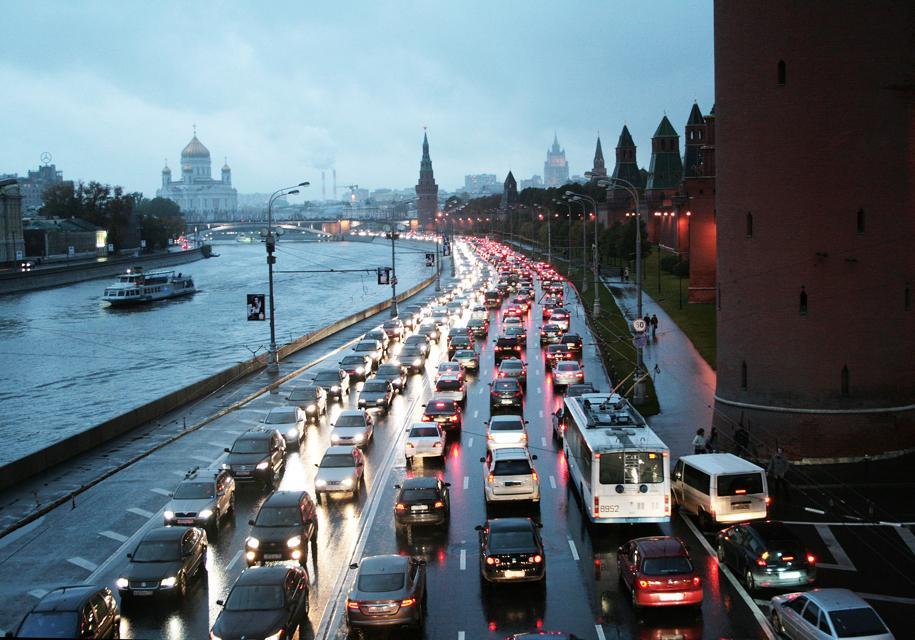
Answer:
(264, 181, 309, 373)
(565, 197, 587, 291)
(568, 191, 602, 314)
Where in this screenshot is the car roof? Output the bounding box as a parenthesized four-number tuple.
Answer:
(500, 359, 523, 366)
(487, 517, 534, 532)
(237, 565, 296, 586)
(491, 447, 530, 460)
(804, 588, 873, 612)
(314, 369, 341, 377)
(438, 374, 462, 383)
(262, 491, 306, 507)
(141, 526, 185, 542)
(338, 409, 365, 417)
(32, 586, 100, 612)
(493, 377, 521, 386)
(633, 536, 688, 557)
(402, 477, 440, 489)
(680, 453, 765, 475)
(360, 554, 409, 574)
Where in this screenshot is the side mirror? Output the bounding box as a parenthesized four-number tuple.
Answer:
(349, 562, 359, 570)
(224, 448, 231, 453)
(525, 420, 529, 424)
(248, 519, 256, 526)
(126, 553, 132, 559)
(314, 463, 319, 468)
(216, 599, 225, 606)
(394, 484, 401, 489)
(168, 492, 174, 498)
(474, 525, 483, 531)
(445, 482, 451, 487)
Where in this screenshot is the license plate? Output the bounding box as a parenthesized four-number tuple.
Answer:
(264, 553, 282, 560)
(659, 592, 685, 601)
(411, 505, 429, 512)
(176, 519, 194, 525)
(132, 590, 154, 597)
(503, 570, 526, 579)
(732, 503, 750, 510)
(235, 471, 251, 477)
(779, 571, 801, 579)
(501, 399, 513, 404)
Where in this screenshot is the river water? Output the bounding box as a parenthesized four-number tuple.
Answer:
(0, 239, 434, 466)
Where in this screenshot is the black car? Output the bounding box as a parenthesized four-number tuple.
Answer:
(14, 585, 120, 638)
(375, 362, 408, 393)
(494, 336, 523, 363)
(313, 368, 350, 401)
(565, 382, 597, 398)
(400, 345, 427, 373)
(286, 384, 327, 419)
(211, 566, 309, 640)
(716, 521, 817, 592)
(448, 334, 473, 358)
(422, 397, 463, 431)
(246, 491, 318, 567)
(490, 378, 524, 412)
(559, 333, 583, 358)
(394, 477, 451, 528)
(467, 317, 489, 338)
(358, 379, 394, 413)
(339, 354, 372, 382)
(476, 517, 545, 584)
(507, 634, 580, 640)
(117, 527, 207, 600)
(223, 428, 286, 488)
(403, 333, 431, 355)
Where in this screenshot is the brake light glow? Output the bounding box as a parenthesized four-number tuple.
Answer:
(401, 598, 416, 607)
(485, 556, 500, 565)
(765, 496, 773, 505)
(638, 580, 648, 588)
(664, 494, 671, 515)
(735, 489, 747, 494)
(692, 576, 701, 586)
(347, 600, 360, 610)
(433, 441, 443, 447)
(488, 472, 494, 484)
(435, 402, 445, 408)
(531, 469, 538, 482)
(434, 501, 445, 508)
(757, 552, 769, 567)
(395, 503, 406, 511)
(806, 554, 816, 564)
(530, 555, 543, 563)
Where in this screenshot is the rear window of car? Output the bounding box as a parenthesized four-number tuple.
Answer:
(493, 380, 518, 392)
(556, 362, 579, 371)
(829, 607, 889, 638)
(426, 400, 457, 413)
(490, 419, 523, 431)
(717, 473, 764, 496)
(401, 488, 439, 501)
(358, 573, 404, 592)
(17, 612, 78, 636)
(377, 365, 401, 375)
(501, 361, 522, 371)
(362, 381, 388, 392)
(409, 426, 440, 438)
(289, 388, 318, 400)
(490, 530, 535, 550)
(341, 356, 365, 365)
(437, 379, 463, 391)
(314, 371, 340, 382)
(642, 556, 693, 576)
(493, 459, 531, 475)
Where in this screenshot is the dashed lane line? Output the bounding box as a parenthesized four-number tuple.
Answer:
(458, 632, 465, 640)
(814, 524, 857, 571)
(99, 530, 128, 543)
(549, 475, 557, 490)
(191, 455, 213, 464)
(539, 410, 544, 419)
(595, 625, 606, 640)
(460, 549, 466, 571)
(537, 386, 542, 394)
(127, 507, 154, 518)
(541, 437, 547, 448)
(468, 437, 474, 448)
(67, 557, 98, 572)
(567, 538, 580, 561)
(150, 488, 171, 497)
(472, 410, 479, 419)
(226, 550, 243, 573)
(857, 592, 915, 606)
(463, 476, 469, 490)
(895, 526, 915, 556)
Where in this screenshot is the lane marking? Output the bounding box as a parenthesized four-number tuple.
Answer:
(99, 530, 128, 543)
(151, 488, 171, 497)
(856, 592, 915, 606)
(172, 470, 187, 477)
(463, 476, 469, 490)
(779, 520, 915, 527)
(458, 633, 466, 640)
(539, 410, 544, 419)
(473, 410, 479, 419)
(478, 388, 484, 395)
(595, 625, 606, 640)
(895, 526, 915, 555)
(67, 557, 98, 572)
(191, 455, 213, 464)
(567, 538, 580, 561)
(549, 475, 557, 489)
(541, 437, 547, 448)
(537, 386, 542, 394)
(127, 507, 154, 518)
(680, 511, 776, 639)
(226, 549, 243, 572)
(468, 437, 474, 448)
(460, 549, 466, 571)
(814, 524, 857, 571)
(28, 589, 48, 599)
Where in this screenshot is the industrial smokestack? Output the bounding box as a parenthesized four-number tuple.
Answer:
(321, 171, 326, 201)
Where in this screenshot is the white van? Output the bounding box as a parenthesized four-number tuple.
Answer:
(671, 453, 769, 530)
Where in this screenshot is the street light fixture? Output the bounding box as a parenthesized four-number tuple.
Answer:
(567, 191, 602, 317)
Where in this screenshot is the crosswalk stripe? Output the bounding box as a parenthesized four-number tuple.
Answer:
(814, 524, 857, 571)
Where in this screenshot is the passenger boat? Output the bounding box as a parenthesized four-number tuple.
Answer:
(102, 267, 196, 305)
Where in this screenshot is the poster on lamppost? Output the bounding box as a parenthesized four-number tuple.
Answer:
(246, 294, 266, 321)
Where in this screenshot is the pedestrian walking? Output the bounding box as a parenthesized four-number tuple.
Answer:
(643, 314, 651, 332)
(650, 314, 659, 337)
(706, 427, 719, 453)
(768, 447, 791, 502)
(692, 428, 707, 455)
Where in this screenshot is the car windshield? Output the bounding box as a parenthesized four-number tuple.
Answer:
(341, 356, 364, 366)
(255, 507, 301, 527)
(502, 362, 522, 371)
(829, 607, 889, 638)
(490, 530, 535, 550)
(335, 415, 365, 427)
(173, 482, 214, 500)
(362, 382, 388, 392)
(354, 343, 376, 352)
(377, 365, 401, 375)
(289, 388, 318, 401)
(224, 585, 285, 611)
(231, 438, 269, 454)
(506, 327, 523, 335)
(493, 459, 531, 475)
(132, 540, 179, 562)
(642, 557, 693, 575)
(264, 410, 296, 424)
(401, 488, 439, 501)
(409, 426, 440, 438)
(357, 573, 404, 592)
(556, 363, 579, 372)
(17, 612, 78, 637)
(321, 454, 354, 468)
(383, 321, 400, 328)
(599, 451, 665, 484)
(437, 379, 462, 391)
(717, 473, 764, 496)
(315, 372, 339, 383)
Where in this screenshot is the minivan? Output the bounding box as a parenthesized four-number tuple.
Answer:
(671, 453, 769, 530)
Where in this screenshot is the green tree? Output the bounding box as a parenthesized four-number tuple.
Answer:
(137, 197, 185, 249)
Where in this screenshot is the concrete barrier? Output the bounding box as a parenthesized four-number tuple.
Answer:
(0, 274, 437, 491)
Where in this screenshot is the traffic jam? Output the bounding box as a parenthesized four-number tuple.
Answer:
(8, 239, 896, 639)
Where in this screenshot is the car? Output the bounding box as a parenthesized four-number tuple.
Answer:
(287, 384, 327, 419)
(490, 378, 524, 411)
(430, 307, 451, 328)
(476, 517, 545, 585)
(558, 332, 583, 357)
(550, 308, 571, 330)
(358, 379, 394, 413)
(486, 415, 529, 450)
(330, 410, 375, 447)
(346, 555, 427, 632)
(245, 490, 318, 567)
(382, 318, 405, 341)
(394, 476, 451, 528)
(716, 521, 817, 592)
(504, 324, 527, 342)
(452, 348, 480, 372)
(353, 339, 384, 368)
(502, 315, 523, 331)
(163, 467, 235, 533)
(497, 358, 527, 386)
(314, 445, 365, 501)
(403, 333, 431, 355)
(223, 428, 286, 488)
(399, 344, 427, 373)
(375, 362, 408, 393)
(446, 301, 464, 318)
(565, 382, 597, 398)
(313, 368, 350, 402)
(467, 317, 489, 338)
(542, 301, 559, 320)
(552, 360, 584, 388)
(471, 305, 489, 319)
(481, 447, 540, 507)
(434, 374, 466, 406)
(422, 397, 463, 431)
(504, 303, 525, 317)
(617, 536, 703, 609)
(14, 585, 120, 639)
(769, 589, 893, 640)
(494, 335, 523, 363)
(211, 565, 310, 640)
(339, 353, 373, 382)
(507, 635, 580, 640)
(365, 328, 391, 354)
(436, 360, 464, 381)
(447, 334, 473, 357)
(544, 343, 573, 369)
(417, 321, 441, 342)
(261, 406, 307, 447)
(539, 323, 564, 345)
(404, 422, 446, 465)
(510, 296, 530, 312)
(117, 526, 207, 600)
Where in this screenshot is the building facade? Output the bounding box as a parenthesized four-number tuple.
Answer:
(415, 131, 439, 227)
(0, 180, 25, 264)
(5, 163, 74, 216)
(463, 174, 499, 195)
(713, 0, 915, 458)
(543, 133, 570, 187)
(157, 132, 237, 222)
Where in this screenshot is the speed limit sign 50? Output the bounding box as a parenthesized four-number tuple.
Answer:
(633, 318, 647, 333)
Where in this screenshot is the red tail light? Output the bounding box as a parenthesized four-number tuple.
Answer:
(806, 554, 816, 564)
(487, 473, 494, 484)
(422, 415, 431, 422)
(531, 469, 538, 482)
(395, 503, 406, 511)
(434, 501, 444, 508)
(735, 489, 747, 494)
(347, 600, 360, 610)
(765, 496, 773, 506)
(400, 597, 416, 607)
(485, 556, 500, 565)
(433, 441, 443, 448)
(692, 576, 701, 586)
(638, 580, 648, 588)
(756, 557, 768, 567)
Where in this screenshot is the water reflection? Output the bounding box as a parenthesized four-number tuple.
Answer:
(480, 580, 547, 635)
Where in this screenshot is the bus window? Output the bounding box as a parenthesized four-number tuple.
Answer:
(599, 452, 665, 484)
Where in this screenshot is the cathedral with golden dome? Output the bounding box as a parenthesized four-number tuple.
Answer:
(157, 128, 237, 221)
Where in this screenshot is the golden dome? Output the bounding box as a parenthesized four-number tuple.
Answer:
(181, 135, 210, 159)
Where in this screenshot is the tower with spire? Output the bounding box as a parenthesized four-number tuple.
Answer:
(645, 116, 683, 194)
(683, 102, 706, 177)
(414, 130, 439, 227)
(589, 134, 608, 183)
(543, 132, 570, 187)
(501, 171, 519, 209)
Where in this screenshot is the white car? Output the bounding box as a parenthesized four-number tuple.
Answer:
(553, 360, 584, 388)
(769, 588, 894, 640)
(471, 306, 488, 320)
(261, 406, 306, 446)
(502, 316, 523, 331)
(481, 447, 540, 506)
(330, 410, 374, 447)
(314, 446, 365, 501)
(486, 414, 528, 450)
(404, 422, 446, 465)
(434, 374, 466, 406)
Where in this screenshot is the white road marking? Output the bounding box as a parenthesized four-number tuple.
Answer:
(537, 386, 542, 394)
(541, 437, 547, 447)
(549, 475, 557, 489)
(460, 549, 466, 571)
(595, 625, 607, 640)
(67, 557, 98, 572)
(99, 530, 128, 543)
(856, 592, 915, 605)
(172, 470, 187, 477)
(225, 430, 244, 435)
(567, 538, 580, 561)
(28, 589, 48, 599)
(458, 633, 466, 640)
(463, 476, 469, 490)
(896, 526, 915, 556)
(814, 524, 857, 571)
(478, 388, 484, 395)
(151, 488, 171, 497)
(226, 550, 243, 572)
(127, 507, 154, 518)
(191, 455, 213, 464)
(539, 410, 544, 418)
(472, 410, 479, 418)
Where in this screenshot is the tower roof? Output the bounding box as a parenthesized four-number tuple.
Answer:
(653, 116, 678, 138)
(504, 170, 516, 188)
(687, 102, 704, 125)
(181, 134, 210, 159)
(617, 125, 635, 148)
(222, 156, 231, 171)
(594, 136, 604, 162)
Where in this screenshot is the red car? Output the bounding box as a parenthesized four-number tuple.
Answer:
(617, 537, 703, 609)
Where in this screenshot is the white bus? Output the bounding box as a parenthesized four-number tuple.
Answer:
(562, 393, 671, 524)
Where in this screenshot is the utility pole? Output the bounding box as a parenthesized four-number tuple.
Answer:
(389, 221, 398, 317)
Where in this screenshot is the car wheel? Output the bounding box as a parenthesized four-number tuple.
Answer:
(770, 609, 784, 635)
(717, 543, 726, 563)
(631, 586, 640, 610)
(745, 569, 756, 593)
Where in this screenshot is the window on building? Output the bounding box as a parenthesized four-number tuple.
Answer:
(841, 365, 850, 397)
(746, 212, 753, 238)
(741, 361, 747, 389)
(799, 286, 808, 315)
(777, 60, 786, 86)
(856, 208, 865, 234)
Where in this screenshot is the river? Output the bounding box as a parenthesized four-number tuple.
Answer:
(0, 239, 435, 466)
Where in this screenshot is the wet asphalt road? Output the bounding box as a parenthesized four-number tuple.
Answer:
(0, 243, 768, 640)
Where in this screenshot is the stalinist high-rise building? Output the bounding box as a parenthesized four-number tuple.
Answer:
(543, 133, 569, 187)
(414, 131, 439, 227)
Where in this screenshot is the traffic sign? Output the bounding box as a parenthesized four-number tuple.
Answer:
(377, 267, 391, 285)
(633, 318, 647, 333)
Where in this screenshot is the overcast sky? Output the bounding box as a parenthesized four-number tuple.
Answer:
(1, 1, 714, 197)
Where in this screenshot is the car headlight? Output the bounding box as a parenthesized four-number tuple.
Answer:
(353, 434, 364, 442)
(198, 509, 213, 520)
(116, 577, 128, 589)
(356, 366, 364, 374)
(413, 358, 421, 367)
(287, 536, 301, 549)
(331, 385, 340, 392)
(306, 405, 316, 413)
(246, 537, 260, 549)
(342, 477, 354, 488)
(160, 576, 177, 588)
(287, 427, 299, 437)
(264, 631, 284, 640)
(163, 510, 175, 521)
(315, 478, 327, 487)
(331, 435, 341, 443)
(256, 461, 269, 470)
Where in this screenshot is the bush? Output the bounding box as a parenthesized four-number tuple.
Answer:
(660, 255, 680, 273)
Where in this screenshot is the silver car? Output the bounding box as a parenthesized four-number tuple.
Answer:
(404, 422, 446, 464)
(163, 468, 235, 532)
(261, 406, 306, 446)
(552, 360, 584, 388)
(481, 447, 540, 506)
(314, 446, 366, 501)
(330, 410, 374, 447)
(769, 588, 894, 640)
(486, 415, 529, 450)
(287, 385, 327, 419)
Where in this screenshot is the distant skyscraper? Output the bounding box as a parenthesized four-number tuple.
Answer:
(415, 131, 439, 226)
(157, 130, 237, 221)
(543, 133, 570, 187)
(501, 171, 519, 209)
(589, 135, 608, 183)
(463, 174, 499, 194)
